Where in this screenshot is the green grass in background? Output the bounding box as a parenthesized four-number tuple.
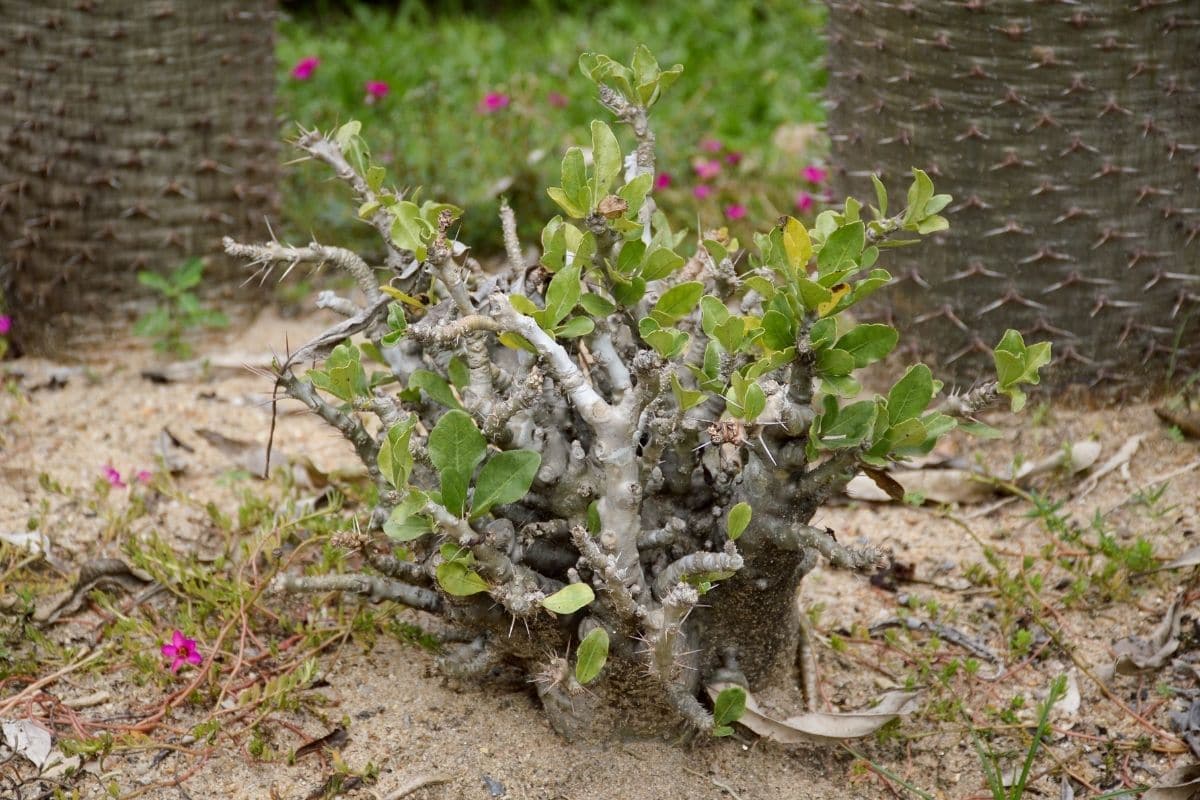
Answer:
(277, 0, 828, 255)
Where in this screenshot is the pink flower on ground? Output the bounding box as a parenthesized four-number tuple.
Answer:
(102, 465, 126, 488)
(794, 191, 815, 212)
(290, 56, 320, 81)
(547, 91, 568, 108)
(478, 92, 511, 114)
(136, 470, 153, 484)
(700, 138, 723, 153)
(694, 160, 722, 180)
(724, 204, 748, 220)
(654, 172, 673, 190)
(161, 630, 203, 673)
(725, 151, 743, 166)
(364, 81, 389, 103)
(0, 315, 10, 335)
(693, 184, 714, 200)
(802, 164, 828, 184)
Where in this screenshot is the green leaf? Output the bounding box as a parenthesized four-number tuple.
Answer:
(652, 281, 704, 324)
(408, 369, 463, 410)
(436, 560, 490, 596)
(471, 450, 541, 518)
(917, 215, 949, 234)
(760, 310, 795, 351)
(307, 343, 368, 403)
(555, 316, 595, 339)
(611, 275, 646, 306)
(816, 398, 878, 449)
(383, 493, 432, 542)
(641, 247, 685, 281)
(817, 221, 865, 274)
(561, 147, 589, 216)
(428, 410, 486, 517)
(618, 172, 653, 218)
(173, 258, 205, 290)
(871, 174, 888, 217)
(377, 416, 416, 489)
(726, 502, 752, 541)
(713, 317, 746, 353)
(590, 121, 622, 206)
(644, 327, 689, 359)
(543, 261, 582, 329)
(712, 685, 747, 736)
(887, 364, 935, 425)
(700, 295, 731, 337)
(541, 583, 594, 615)
(547, 187, 585, 219)
(795, 277, 833, 313)
(575, 627, 609, 685)
(670, 372, 705, 411)
(905, 168, 935, 223)
(815, 347, 855, 377)
(809, 317, 837, 350)
(366, 165, 386, 193)
(580, 293, 617, 318)
(835, 324, 899, 368)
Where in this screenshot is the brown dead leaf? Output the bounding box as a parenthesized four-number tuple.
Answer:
(1143, 763, 1200, 800)
(35, 558, 156, 625)
(846, 468, 994, 505)
(1101, 593, 1184, 680)
(705, 682, 920, 744)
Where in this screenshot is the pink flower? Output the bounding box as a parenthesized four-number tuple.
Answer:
(654, 172, 672, 190)
(364, 81, 389, 103)
(478, 92, 511, 114)
(103, 465, 126, 488)
(0, 315, 10, 336)
(290, 56, 320, 81)
(161, 630, 202, 674)
(725, 151, 743, 166)
(136, 470, 153, 484)
(694, 160, 721, 180)
(794, 191, 815, 212)
(547, 91, 568, 108)
(700, 138, 723, 153)
(802, 164, 828, 184)
(693, 184, 714, 200)
(724, 204, 748, 220)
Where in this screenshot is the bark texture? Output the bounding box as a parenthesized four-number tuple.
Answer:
(0, 0, 278, 354)
(825, 0, 1200, 392)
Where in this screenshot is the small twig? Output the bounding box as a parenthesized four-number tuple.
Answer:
(682, 767, 744, 800)
(378, 773, 452, 800)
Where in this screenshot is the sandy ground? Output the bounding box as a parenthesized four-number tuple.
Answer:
(1, 304, 1198, 800)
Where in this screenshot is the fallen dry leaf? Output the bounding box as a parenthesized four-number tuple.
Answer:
(1100, 593, 1185, 681)
(1143, 763, 1200, 800)
(1075, 434, 1144, 499)
(705, 683, 920, 744)
(1155, 406, 1200, 439)
(1, 719, 53, 768)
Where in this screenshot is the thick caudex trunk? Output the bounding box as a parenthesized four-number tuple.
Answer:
(0, 0, 278, 354)
(825, 1, 1200, 391)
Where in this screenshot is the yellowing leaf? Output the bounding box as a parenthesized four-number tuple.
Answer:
(782, 217, 812, 273)
(541, 583, 594, 615)
(817, 283, 851, 317)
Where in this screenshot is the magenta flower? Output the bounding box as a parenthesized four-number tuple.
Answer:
(654, 172, 673, 190)
(290, 56, 320, 81)
(724, 204, 748, 220)
(547, 91, 568, 109)
(364, 81, 389, 103)
(161, 630, 203, 673)
(694, 160, 721, 181)
(693, 184, 714, 200)
(725, 151, 743, 166)
(0, 315, 10, 335)
(802, 164, 828, 184)
(102, 465, 126, 488)
(795, 191, 815, 212)
(478, 92, 511, 114)
(700, 138, 723, 153)
(136, 470, 153, 484)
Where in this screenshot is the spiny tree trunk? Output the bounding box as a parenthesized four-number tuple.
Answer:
(0, 0, 278, 355)
(825, 0, 1200, 392)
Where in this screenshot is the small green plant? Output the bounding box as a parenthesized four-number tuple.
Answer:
(133, 258, 228, 357)
(972, 674, 1068, 800)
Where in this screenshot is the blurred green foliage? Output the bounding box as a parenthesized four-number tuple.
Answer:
(278, 0, 827, 255)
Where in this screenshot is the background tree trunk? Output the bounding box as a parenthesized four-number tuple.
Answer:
(0, 0, 278, 355)
(825, 1, 1200, 393)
